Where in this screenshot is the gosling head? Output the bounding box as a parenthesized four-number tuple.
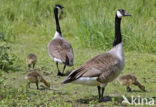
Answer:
(45, 81, 51, 87)
(116, 9, 131, 18)
(140, 85, 146, 92)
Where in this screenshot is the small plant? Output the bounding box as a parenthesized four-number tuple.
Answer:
(0, 42, 16, 72)
(0, 72, 4, 86)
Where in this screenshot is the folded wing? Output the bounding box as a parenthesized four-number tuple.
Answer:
(62, 53, 120, 83)
(48, 39, 74, 66)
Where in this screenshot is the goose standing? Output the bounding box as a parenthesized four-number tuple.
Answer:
(62, 9, 131, 101)
(48, 5, 74, 76)
(26, 53, 37, 70)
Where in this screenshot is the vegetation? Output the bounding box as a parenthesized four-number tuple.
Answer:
(0, 0, 155, 106)
(0, 0, 155, 52)
(0, 42, 16, 71)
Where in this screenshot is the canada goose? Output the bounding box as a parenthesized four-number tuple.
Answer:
(25, 70, 50, 89)
(48, 5, 74, 76)
(26, 53, 37, 69)
(62, 9, 131, 102)
(118, 74, 145, 92)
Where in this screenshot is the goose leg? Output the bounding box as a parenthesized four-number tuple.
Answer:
(33, 63, 35, 69)
(28, 64, 31, 70)
(98, 87, 105, 102)
(56, 62, 63, 76)
(101, 87, 110, 101)
(36, 82, 39, 90)
(126, 86, 132, 92)
(97, 86, 101, 101)
(101, 87, 105, 99)
(62, 64, 66, 74)
(99, 84, 110, 102)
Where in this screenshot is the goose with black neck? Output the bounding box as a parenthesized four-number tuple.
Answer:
(62, 9, 131, 102)
(48, 5, 74, 76)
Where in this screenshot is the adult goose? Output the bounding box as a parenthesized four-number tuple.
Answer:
(48, 5, 74, 76)
(62, 9, 131, 101)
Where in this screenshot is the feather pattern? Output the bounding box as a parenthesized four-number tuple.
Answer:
(63, 50, 124, 85)
(48, 36, 74, 66)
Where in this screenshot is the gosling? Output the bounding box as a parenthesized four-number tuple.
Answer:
(118, 74, 145, 92)
(25, 71, 50, 89)
(26, 53, 37, 69)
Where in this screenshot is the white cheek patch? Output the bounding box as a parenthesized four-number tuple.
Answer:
(117, 11, 123, 18)
(56, 6, 62, 13)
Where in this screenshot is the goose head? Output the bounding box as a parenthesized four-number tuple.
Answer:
(116, 9, 131, 18)
(54, 4, 64, 14)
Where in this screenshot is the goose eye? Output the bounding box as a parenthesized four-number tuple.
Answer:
(121, 10, 124, 13)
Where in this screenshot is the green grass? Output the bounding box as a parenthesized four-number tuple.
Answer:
(0, 0, 155, 52)
(0, 0, 156, 106)
(0, 33, 156, 106)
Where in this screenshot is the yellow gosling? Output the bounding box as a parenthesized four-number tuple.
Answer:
(118, 74, 145, 92)
(26, 53, 37, 69)
(25, 71, 50, 89)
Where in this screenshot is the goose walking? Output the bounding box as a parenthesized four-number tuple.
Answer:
(62, 9, 131, 101)
(48, 5, 74, 76)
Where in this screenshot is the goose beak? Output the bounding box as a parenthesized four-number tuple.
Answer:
(61, 6, 64, 14)
(61, 6, 64, 9)
(124, 12, 131, 16)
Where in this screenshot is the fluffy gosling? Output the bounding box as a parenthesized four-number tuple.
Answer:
(118, 74, 145, 92)
(25, 71, 50, 89)
(26, 53, 37, 69)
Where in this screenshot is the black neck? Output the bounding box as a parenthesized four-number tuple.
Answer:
(54, 8, 62, 35)
(113, 15, 122, 47)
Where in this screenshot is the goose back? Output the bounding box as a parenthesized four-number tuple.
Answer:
(48, 38, 74, 66)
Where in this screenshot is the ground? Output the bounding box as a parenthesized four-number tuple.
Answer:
(0, 34, 156, 106)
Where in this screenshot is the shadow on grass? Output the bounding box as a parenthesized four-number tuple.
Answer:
(53, 91, 69, 95)
(44, 69, 72, 77)
(53, 70, 73, 77)
(39, 86, 50, 90)
(76, 96, 97, 104)
(128, 90, 147, 93)
(75, 95, 132, 105)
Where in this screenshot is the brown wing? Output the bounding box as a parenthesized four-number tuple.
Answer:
(62, 53, 120, 83)
(48, 38, 74, 66)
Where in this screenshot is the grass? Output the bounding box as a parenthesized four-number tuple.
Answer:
(0, 0, 156, 106)
(0, 34, 156, 106)
(0, 0, 155, 52)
